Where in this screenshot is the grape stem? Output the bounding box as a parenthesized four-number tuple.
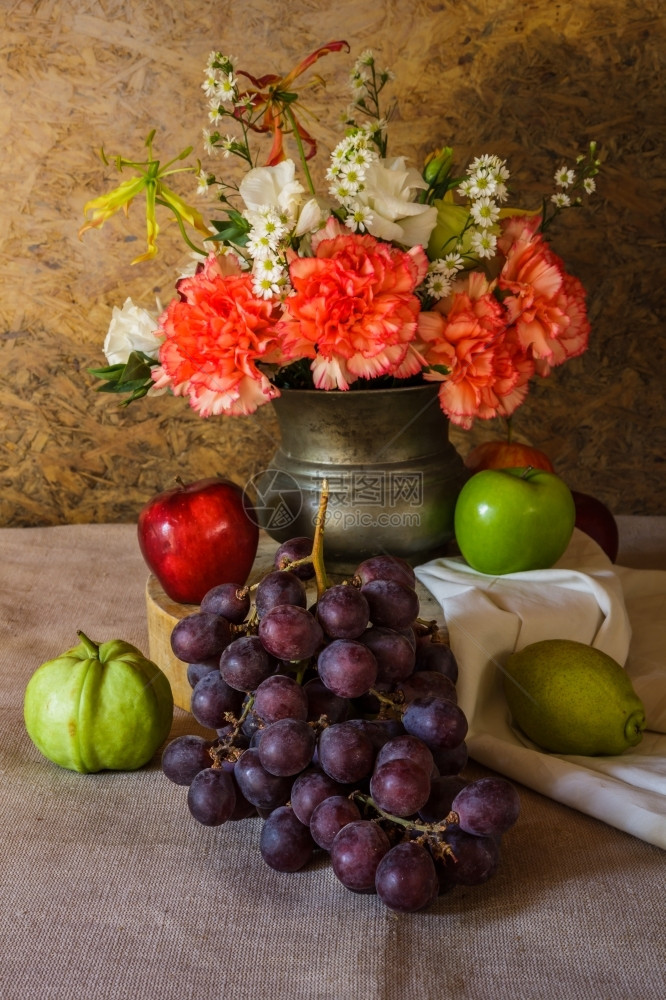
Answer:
(210, 694, 256, 766)
(352, 790, 458, 840)
(310, 478, 331, 600)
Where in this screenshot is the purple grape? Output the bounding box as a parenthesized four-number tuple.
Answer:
(316, 584, 369, 639)
(220, 635, 275, 692)
(214, 760, 258, 821)
(375, 841, 439, 912)
(290, 768, 344, 826)
(370, 758, 431, 817)
(190, 671, 244, 730)
(303, 677, 349, 724)
(431, 742, 469, 776)
(402, 696, 468, 750)
(360, 578, 419, 630)
(330, 820, 390, 892)
(200, 582, 250, 623)
(375, 734, 434, 776)
(170, 612, 232, 663)
(360, 626, 415, 683)
(414, 637, 459, 683)
(234, 748, 293, 811)
(418, 775, 468, 823)
(310, 795, 362, 850)
(451, 777, 520, 836)
(161, 734, 213, 785)
(186, 658, 220, 689)
(354, 554, 416, 589)
(347, 718, 405, 751)
(274, 537, 315, 580)
(259, 805, 314, 872)
(398, 626, 417, 650)
(253, 674, 308, 724)
(317, 722, 376, 784)
(255, 570, 307, 617)
(398, 670, 458, 705)
(316, 640, 378, 699)
(439, 826, 501, 885)
(257, 718, 316, 777)
(187, 766, 237, 826)
(258, 604, 324, 661)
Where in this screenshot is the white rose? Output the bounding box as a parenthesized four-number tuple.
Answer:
(356, 156, 438, 248)
(103, 298, 161, 365)
(239, 160, 305, 222)
(239, 160, 327, 237)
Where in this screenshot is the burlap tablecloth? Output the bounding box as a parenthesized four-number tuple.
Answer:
(1, 521, 664, 1000)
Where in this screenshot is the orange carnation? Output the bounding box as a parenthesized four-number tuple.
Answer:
(152, 254, 283, 416)
(278, 226, 428, 390)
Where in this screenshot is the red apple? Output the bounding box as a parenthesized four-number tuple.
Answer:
(465, 440, 555, 474)
(137, 478, 259, 604)
(570, 490, 619, 563)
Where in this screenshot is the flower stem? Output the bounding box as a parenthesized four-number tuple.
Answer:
(283, 105, 316, 196)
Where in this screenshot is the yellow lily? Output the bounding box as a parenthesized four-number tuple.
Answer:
(79, 132, 211, 264)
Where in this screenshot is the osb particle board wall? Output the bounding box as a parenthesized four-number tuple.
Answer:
(1, 0, 664, 526)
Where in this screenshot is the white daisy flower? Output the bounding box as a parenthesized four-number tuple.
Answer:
(467, 168, 497, 199)
(457, 177, 475, 199)
(555, 167, 576, 188)
(551, 192, 572, 207)
(330, 179, 357, 204)
(470, 229, 498, 259)
(202, 129, 218, 156)
(346, 203, 374, 232)
(216, 73, 237, 104)
(425, 272, 453, 299)
(202, 73, 219, 97)
(470, 196, 500, 228)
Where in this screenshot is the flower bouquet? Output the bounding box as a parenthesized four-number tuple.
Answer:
(81, 41, 600, 432)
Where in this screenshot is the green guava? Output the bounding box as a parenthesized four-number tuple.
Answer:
(24, 631, 174, 773)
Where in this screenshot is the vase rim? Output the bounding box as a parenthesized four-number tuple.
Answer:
(275, 383, 438, 398)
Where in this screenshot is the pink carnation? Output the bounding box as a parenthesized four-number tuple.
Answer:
(533, 271, 590, 376)
(417, 272, 520, 429)
(278, 227, 428, 390)
(498, 231, 589, 373)
(151, 253, 283, 416)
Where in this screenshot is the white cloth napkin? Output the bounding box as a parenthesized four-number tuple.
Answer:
(414, 529, 666, 849)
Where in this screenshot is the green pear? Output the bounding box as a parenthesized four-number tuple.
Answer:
(502, 638, 646, 756)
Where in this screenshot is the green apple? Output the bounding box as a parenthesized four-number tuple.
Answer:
(453, 467, 576, 575)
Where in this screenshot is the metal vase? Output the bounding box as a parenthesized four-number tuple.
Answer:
(253, 384, 468, 567)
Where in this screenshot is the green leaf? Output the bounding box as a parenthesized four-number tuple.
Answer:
(87, 363, 125, 381)
(118, 350, 155, 384)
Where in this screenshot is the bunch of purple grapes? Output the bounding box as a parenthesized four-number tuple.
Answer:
(161, 537, 520, 913)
